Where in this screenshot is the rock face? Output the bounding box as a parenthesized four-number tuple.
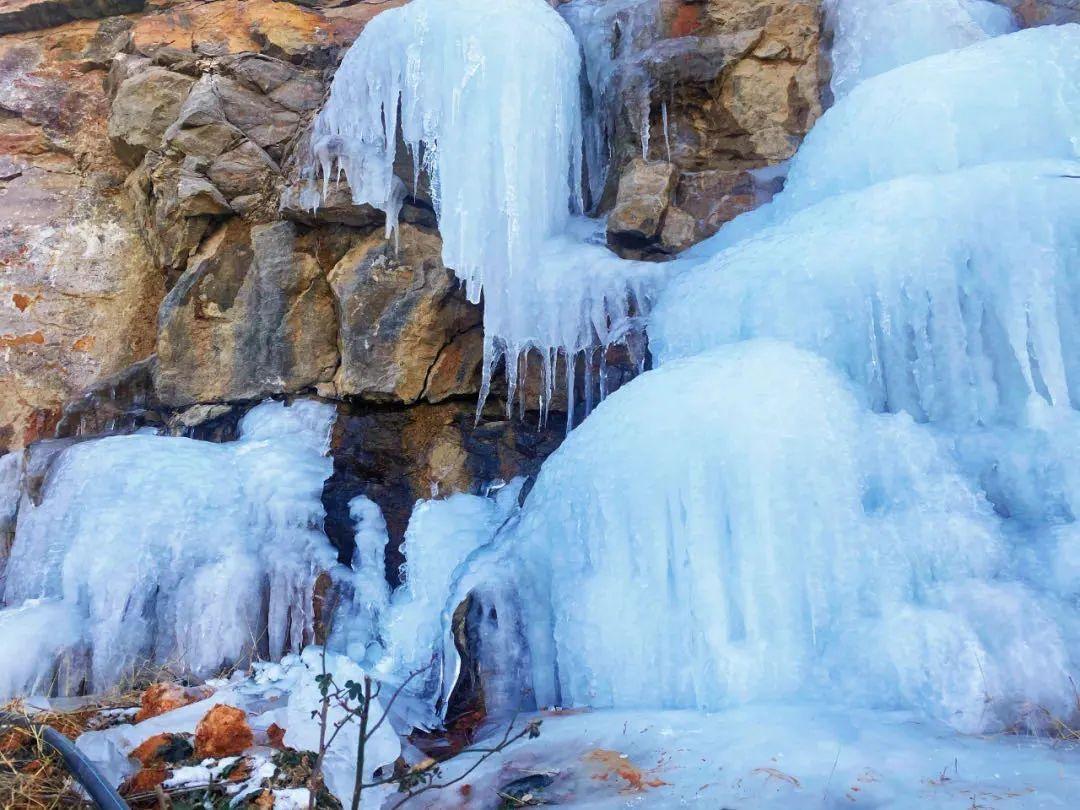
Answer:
(328, 225, 483, 404)
(0, 0, 406, 452)
(0, 14, 162, 454)
(155, 220, 339, 407)
(595, 0, 827, 251)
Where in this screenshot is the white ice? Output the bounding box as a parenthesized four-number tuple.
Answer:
(409, 706, 1080, 809)
(465, 342, 1078, 732)
(0, 399, 338, 697)
(333, 482, 525, 723)
(309, 0, 664, 415)
(824, 0, 1016, 98)
(559, 0, 661, 204)
(652, 160, 1080, 428)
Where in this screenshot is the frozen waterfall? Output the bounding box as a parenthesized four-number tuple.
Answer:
(430, 16, 1080, 736)
(0, 400, 338, 698)
(463, 342, 1077, 732)
(309, 0, 665, 417)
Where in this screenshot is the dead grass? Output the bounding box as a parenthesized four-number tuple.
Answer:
(0, 701, 96, 809)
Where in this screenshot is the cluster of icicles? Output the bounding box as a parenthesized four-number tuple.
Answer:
(307, 0, 667, 426)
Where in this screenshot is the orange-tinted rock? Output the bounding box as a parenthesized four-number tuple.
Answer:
(194, 704, 254, 759)
(121, 766, 168, 795)
(129, 732, 194, 767)
(136, 682, 213, 723)
(265, 722, 286, 749)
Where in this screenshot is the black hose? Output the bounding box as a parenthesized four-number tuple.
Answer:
(0, 711, 129, 809)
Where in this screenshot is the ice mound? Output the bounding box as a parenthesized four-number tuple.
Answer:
(333, 483, 525, 723)
(824, 0, 1016, 98)
(694, 24, 1080, 252)
(458, 342, 1077, 732)
(310, 0, 663, 416)
(653, 161, 1080, 427)
(0, 400, 338, 697)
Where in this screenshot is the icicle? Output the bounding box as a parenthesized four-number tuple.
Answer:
(661, 99, 671, 162)
(310, 0, 665, 420)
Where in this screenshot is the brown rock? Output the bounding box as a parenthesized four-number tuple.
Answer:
(328, 224, 483, 404)
(997, 0, 1080, 25)
(194, 704, 253, 759)
(265, 723, 286, 749)
(121, 766, 167, 795)
(608, 158, 679, 244)
(208, 140, 279, 199)
(154, 219, 339, 406)
(129, 732, 194, 767)
(108, 67, 195, 166)
(176, 170, 232, 216)
(136, 682, 214, 722)
(658, 206, 697, 253)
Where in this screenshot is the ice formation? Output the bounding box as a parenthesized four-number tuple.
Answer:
(0, 400, 338, 697)
(462, 342, 1078, 731)
(652, 160, 1080, 427)
(333, 483, 525, 722)
(824, 0, 1016, 98)
(559, 0, 660, 205)
(310, 0, 665, 416)
(693, 24, 1080, 252)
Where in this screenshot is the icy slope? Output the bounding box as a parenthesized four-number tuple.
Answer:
(473, 342, 1077, 732)
(652, 160, 1080, 427)
(412, 706, 1080, 809)
(693, 24, 1080, 252)
(0, 400, 337, 697)
(824, 0, 1016, 98)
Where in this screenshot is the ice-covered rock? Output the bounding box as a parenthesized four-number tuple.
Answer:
(0, 399, 338, 697)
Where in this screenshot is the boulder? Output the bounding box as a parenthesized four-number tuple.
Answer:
(154, 219, 339, 406)
(328, 224, 483, 404)
(176, 170, 231, 216)
(108, 67, 194, 166)
(194, 704, 253, 759)
(607, 159, 679, 245)
(129, 732, 194, 767)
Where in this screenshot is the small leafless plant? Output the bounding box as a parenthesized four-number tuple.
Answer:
(306, 641, 540, 810)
